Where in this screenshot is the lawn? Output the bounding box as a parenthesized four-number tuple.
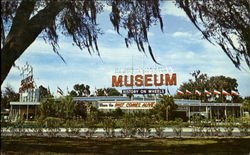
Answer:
(1, 136, 250, 155)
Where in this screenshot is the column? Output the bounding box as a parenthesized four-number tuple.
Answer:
(224, 106, 227, 119)
(188, 106, 191, 122)
(35, 106, 37, 118)
(19, 105, 21, 120)
(217, 108, 219, 119)
(242, 108, 244, 117)
(26, 105, 29, 121)
(10, 105, 13, 120)
(206, 106, 208, 118)
(233, 107, 235, 118)
(210, 106, 212, 120)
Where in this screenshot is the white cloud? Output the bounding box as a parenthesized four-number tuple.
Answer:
(161, 1, 188, 20)
(103, 3, 112, 12)
(172, 32, 191, 37)
(106, 29, 117, 35)
(148, 32, 154, 37)
(156, 35, 250, 97)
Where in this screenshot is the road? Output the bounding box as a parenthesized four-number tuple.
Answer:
(1, 127, 243, 137)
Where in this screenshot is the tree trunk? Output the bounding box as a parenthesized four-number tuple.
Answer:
(1, 2, 65, 86)
(166, 108, 168, 121)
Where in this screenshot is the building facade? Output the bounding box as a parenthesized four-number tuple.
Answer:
(9, 88, 40, 121)
(73, 96, 243, 120)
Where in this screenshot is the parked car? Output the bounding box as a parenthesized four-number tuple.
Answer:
(190, 113, 206, 120)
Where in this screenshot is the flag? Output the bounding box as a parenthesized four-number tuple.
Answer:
(204, 90, 212, 95)
(67, 86, 70, 95)
(167, 88, 171, 95)
(177, 90, 184, 95)
(185, 90, 192, 95)
(47, 86, 51, 94)
(104, 89, 108, 96)
(57, 87, 64, 95)
(95, 87, 98, 96)
(213, 89, 221, 95)
(222, 90, 230, 95)
(195, 90, 202, 96)
(231, 90, 239, 96)
(83, 90, 87, 96)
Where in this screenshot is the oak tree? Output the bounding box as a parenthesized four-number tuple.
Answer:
(176, 0, 250, 69)
(1, 0, 163, 85)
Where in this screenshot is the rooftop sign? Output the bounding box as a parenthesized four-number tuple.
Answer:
(115, 66, 174, 74)
(98, 101, 156, 109)
(112, 73, 177, 87)
(122, 89, 165, 94)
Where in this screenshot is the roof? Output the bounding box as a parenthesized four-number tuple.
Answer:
(73, 96, 242, 107)
(176, 102, 242, 107)
(10, 102, 41, 105)
(73, 96, 157, 101)
(9, 97, 242, 107)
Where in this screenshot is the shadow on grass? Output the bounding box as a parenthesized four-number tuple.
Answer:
(1, 136, 250, 155)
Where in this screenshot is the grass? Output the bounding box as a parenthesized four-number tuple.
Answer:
(1, 136, 250, 155)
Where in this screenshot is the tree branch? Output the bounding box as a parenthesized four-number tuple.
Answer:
(4, 0, 36, 45)
(1, 1, 66, 85)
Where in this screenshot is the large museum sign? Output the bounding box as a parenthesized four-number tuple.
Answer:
(112, 73, 177, 87)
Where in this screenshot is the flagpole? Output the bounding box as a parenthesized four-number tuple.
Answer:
(231, 91, 233, 103)
(204, 89, 206, 103)
(221, 90, 223, 103)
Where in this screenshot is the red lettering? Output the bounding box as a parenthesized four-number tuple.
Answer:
(165, 73, 177, 86)
(135, 75, 143, 86)
(112, 75, 123, 87)
(145, 74, 153, 86)
(154, 74, 163, 86)
(124, 75, 133, 87)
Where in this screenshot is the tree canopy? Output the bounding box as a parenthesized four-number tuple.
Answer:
(176, 0, 250, 69)
(151, 95, 177, 120)
(1, 0, 162, 85)
(177, 70, 243, 103)
(96, 88, 121, 96)
(1, 85, 19, 109)
(70, 84, 91, 97)
(242, 96, 250, 112)
(38, 96, 86, 120)
(38, 85, 52, 101)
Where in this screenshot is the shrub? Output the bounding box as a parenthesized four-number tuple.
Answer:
(65, 119, 81, 137)
(202, 118, 213, 136)
(136, 117, 151, 138)
(120, 114, 137, 138)
(32, 119, 44, 136)
(210, 119, 221, 136)
(102, 117, 116, 137)
(1, 118, 11, 134)
(155, 126, 164, 138)
(154, 120, 165, 138)
(84, 112, 98, 138)
(238, 116, 250, 136)
(172, 118, 184, 137)
(9, 119, 26, 136)
(44, 117, 64, 137)
(190, 115, 205, 136)
(224, 116, 235, 136)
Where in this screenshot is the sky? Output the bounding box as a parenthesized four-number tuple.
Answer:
(2, 1, 250, 97)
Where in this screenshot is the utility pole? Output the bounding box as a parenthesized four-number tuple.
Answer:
(166, 108, 168, 121)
